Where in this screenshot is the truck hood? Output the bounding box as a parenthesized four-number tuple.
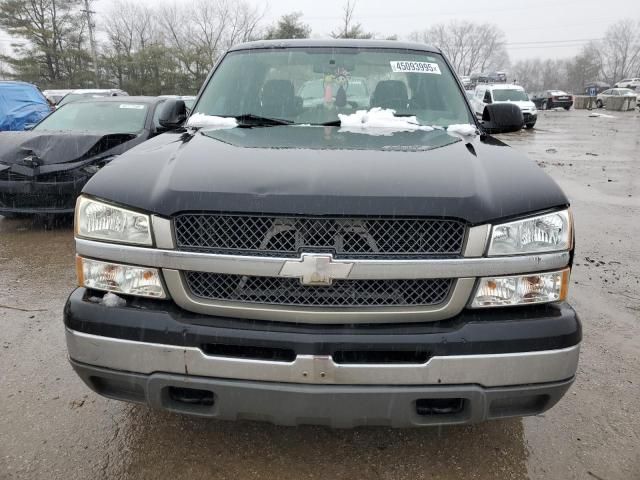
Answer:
(83, 125, 568, 225)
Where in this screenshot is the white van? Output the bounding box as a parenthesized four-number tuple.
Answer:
(471, 84, 538, 129)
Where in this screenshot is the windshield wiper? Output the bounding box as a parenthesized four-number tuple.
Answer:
(233, 114, 294, 127)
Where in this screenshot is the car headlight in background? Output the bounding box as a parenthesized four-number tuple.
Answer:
(488, 209, 571, 256)
(471, 269, 569, 308)
(76, 256, 166, 299)
(75, 196, 152, 245)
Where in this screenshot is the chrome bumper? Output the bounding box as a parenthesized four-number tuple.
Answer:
(66, 328, 580, 387)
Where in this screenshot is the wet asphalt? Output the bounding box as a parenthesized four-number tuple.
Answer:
(1, 109, 639, 480)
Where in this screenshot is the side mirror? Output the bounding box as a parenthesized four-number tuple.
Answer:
(481, 103, 524, 134)
(158, 99, 187, 130)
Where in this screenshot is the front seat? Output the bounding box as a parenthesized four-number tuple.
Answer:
(260, 80, 300, 118)
(370, 80, 409, 111)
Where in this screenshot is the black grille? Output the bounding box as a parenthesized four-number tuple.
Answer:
(174, 214, 466, 259)
(185, 272, 453, 308)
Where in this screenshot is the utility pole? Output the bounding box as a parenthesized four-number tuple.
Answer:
(82, 0, 100, 87)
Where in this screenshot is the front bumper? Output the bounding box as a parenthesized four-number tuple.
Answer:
(0, 176, 86, 214)
(550, 100, 573, 109)
(64, 288, 581, 426)
(523, 112, 538, 124)
(70, 360, 575, 427)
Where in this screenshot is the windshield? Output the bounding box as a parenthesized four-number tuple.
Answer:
(34, 101, 148, 133)
(194, 47, 473, 127)
(492, 89, 529, 102)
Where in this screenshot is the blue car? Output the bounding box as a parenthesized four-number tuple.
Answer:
(0, 81, 52, 131)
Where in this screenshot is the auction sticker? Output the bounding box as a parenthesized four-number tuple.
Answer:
(120, 104, 146, 109)
(390, 61, 441, 74)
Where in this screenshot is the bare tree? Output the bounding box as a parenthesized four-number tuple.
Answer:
(99, 0, 263, 94)
(157, 0, 262, 84)
(331, 0, 372, 39)
(564, 43, 600, 92)
(410, 21, 509, 76)
(511, 58, 543, 92)
(592, 20, 640, 84)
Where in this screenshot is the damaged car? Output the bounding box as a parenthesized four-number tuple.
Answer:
(0, 96, 173, 217)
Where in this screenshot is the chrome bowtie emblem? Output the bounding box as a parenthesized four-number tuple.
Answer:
(279, 254, 353, 286)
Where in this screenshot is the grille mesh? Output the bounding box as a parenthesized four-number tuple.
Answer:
(185, 272, 453, 308)
(175, 214, 466, 258)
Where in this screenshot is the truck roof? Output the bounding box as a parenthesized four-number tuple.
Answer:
(478, 83, 525, 91)
(229, 38, 440, 54)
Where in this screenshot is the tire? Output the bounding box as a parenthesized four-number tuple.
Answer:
(563, 106, 571, 111)
(596, 100, 603, 109)
(541, 101, 548, 110)
(525, 123, 536, 129)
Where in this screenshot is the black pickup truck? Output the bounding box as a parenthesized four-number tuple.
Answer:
(64, 39, 580, 428)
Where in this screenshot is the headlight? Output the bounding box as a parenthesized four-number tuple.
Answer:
(75, 196, 152, 246)
(488, 209, 571, 256)
(471, 269, 569, 308)
(76, 256, 166, 299)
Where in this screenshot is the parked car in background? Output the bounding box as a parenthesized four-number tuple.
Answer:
(531, 90, 573, 110)
(471, 83, 537, 128)
(0, 81, 51, 131)
(486, 71, 507, 83)
(459, 75, 472, 89)
(613, 78, 640, 90)
(0, 96, 175, 217)
(469, 72, 507, 87)
(584, 82, 611, 95)
(596, 88, 638, 108)
(43, 89, 73, 106)
(469, 73, 487, 88)
(57, 89, 128, 107)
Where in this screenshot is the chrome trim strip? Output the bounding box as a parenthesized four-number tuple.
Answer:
(66, 328, 580, 387)
(75, 238, 571, 280)
(163, 269, 475, 323)
(151, 216, 175, 249)
(463, 225, 491, 257)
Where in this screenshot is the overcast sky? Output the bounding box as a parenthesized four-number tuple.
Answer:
(2, 0, 640, 62)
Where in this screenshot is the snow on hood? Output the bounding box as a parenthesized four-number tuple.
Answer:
(187, 113, 238, 130)
(338, 108, 434, 136)
(446, 124, 478, 141)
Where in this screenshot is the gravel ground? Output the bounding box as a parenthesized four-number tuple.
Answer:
(1, 109, 639, 480)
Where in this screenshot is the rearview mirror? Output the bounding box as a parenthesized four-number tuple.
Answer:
(481, 103, 524, 134)
(158, 99, 187, 130)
